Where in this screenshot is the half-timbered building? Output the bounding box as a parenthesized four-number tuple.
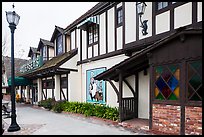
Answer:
(19, 2, 202, 135)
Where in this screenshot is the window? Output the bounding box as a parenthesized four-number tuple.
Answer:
(57, 35, 63, 55)
(157, 2, 168, 10)
(187, 60, 202, 101)
(61, 77, 67, 88)
(43, 46, 47, 61)
(117, 7, 123, 26)
(154, 64, 180, 101)
(88, 24, 98, 45)
(43, 80, 55, 89)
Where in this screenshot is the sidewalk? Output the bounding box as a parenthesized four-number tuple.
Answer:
(2, 103, 155, 135)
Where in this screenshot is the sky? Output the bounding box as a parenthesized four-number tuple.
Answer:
(2, 2, 98, 59)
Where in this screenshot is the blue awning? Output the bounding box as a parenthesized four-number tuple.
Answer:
(77, 15, 99, 31)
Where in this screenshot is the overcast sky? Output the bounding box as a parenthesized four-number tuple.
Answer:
(2, 2, 98, 59)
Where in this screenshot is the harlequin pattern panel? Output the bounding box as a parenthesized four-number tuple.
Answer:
(155, 64, 180, 100)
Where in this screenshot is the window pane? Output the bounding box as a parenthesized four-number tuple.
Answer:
(155, 65, 179, 100)
(57, 35, 63, 55)
(43, 46, 46, 61)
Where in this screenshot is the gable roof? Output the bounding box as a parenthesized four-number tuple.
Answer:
(37, 38, 54, 51)
(50, 25, 65, 42)
(28, 47, 40, 57)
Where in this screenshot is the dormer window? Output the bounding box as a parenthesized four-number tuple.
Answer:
(56, 35, 63, 55)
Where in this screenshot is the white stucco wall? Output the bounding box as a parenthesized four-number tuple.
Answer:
(125, 2, 136, 44)
(107, 7, 115, 53)
(37, 78, 42, 102)
(174, 2, 192, 29)
(138, 69, 150, 119)
(197, 2, 202, 22)
(99, 12, 106, 55)
(156, 11, 170, 35)
(88, 46, 92, 58)
(59, 54, 78, 70)
(117, 26, 123, 50)
(49, 48, 54, 59)
(46, 89, 53, 99)
(54, 75, 60, 101)
(82, 30, 87, 60)
(93, 44, 98, 57)
(68, 66, 82, 102)
(123, 75, 135, 98)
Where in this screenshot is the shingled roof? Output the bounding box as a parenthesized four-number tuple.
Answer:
(19, 48, 78, 78)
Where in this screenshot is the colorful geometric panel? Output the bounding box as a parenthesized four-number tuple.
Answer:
(167, 75, 178, 91)
(169, 64, 178, 73)
(161, 86, 172, 99)
(156, 92, 164, 100)
(161, 69, 171, 82)
(173, 87, 180, 98)
(189, 74, 202, 90)
(156, 66, 163, 74)
(173, 69, 180, 81)
(155, 76, 171, 99)
(168, 93, 177, 100)
(155, 87, 159, 97)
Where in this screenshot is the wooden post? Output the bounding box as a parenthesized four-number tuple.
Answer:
(119, 71, 123, 122)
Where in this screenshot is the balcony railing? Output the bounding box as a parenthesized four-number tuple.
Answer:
(20, 56, 43, 73)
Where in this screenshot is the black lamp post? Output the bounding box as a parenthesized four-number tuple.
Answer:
(6, 4, 21, 132)
(136, 2, 148, 35)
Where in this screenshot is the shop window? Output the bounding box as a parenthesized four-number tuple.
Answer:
(187, 60, 202, 101)
(154, 64, 180, 100)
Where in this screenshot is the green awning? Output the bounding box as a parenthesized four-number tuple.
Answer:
(8, 76, 32, 86)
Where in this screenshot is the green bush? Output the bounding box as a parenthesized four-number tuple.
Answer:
(38, 99, 119, 121)
(52, 100, 66, 113)
(38, 98, 55, 110)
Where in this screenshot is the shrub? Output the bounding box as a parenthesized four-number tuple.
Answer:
(52, 100, 66, 113)
(38, 98, 55, 110)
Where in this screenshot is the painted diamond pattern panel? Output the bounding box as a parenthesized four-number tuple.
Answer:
(155, 65, 180, 100)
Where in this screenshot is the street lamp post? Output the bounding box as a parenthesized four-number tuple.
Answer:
(6, 4, 21, 132)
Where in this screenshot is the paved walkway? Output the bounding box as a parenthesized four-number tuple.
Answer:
(2, 103, 153, 135)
